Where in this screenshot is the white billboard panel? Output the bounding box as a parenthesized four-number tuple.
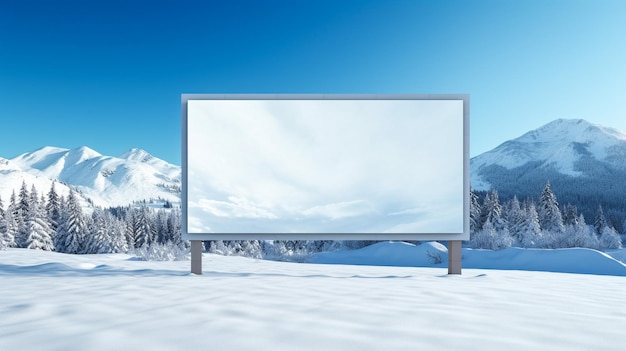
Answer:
(182, 95, 469, 240)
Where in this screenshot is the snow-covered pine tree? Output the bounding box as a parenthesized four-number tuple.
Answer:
(564, 214, 598, 249)
(124, 209, 140, 248)
(9, 190, 18, 218)
(520, 201, 542, 248)
(0, 195, 6, 250)
(0, 195, 6, 247)
(46, 181, 62, 233)
(166, 208, 184, 248)
(0, 226, 5, 251)
(54, 195, 69, 253)
(599, 225, 622, 250)
(538, 181, 564, 234)
(17, 181, 29, 221)
(15, 183, 31, 248)
(562, 204, 579, 226)
(471, 218, 497, 249)
(594, 205, 608, 236)
(480, 189, 507, 232)
(469, 188, 481, 234)
(154, 209, 169, 244)
(2, 197, 18, 249)
(106, 211, 128, 253)
(471, 210, 513, 250)
(64, 189, 87, 254)
(23, 186, 54, 251)
(8, 191, 19, 234)
(84, 210, 105, 254)
(135, 206, 156, 248)
(505, 196, 526, 245)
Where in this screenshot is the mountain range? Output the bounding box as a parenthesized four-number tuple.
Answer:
(471, 118, 626, 230)
(0, 146, 181, 209)
(2, 118, 625, 229)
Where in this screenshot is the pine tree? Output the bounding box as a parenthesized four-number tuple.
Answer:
(562, 204, 579, 226)
(594, 205, 608, 236)
(0, 195, 6, 249)
(481, 189, 507, 232)
(54, 196, 69, 253)
(106, 212, 128, 253)
(85, 208, 111, 254)
(471, 218, 497, 249)
(82, 212, 98, 254)
(564, 214, 598, 249)
(9, 190, 18, 217)
(0, 194, 4, 219)
(2, 199, 18, 249)
(125, 209, 139, 248)
(538, 181, 564, 234)
(469, 188, 481, 234)
(520, 202, 542, 248)
(155, 209, 169, 244)
(15, 183, 31, 248)
(64, 189, 87, 254)
(505, 196, 526, 244)
(23, 187, 54, 251)
(167, 209, 184, 248)
(8, 191, 19, 240)
(599, 226, 622, 250)
(17, 181, 30, 221)
(46, 181, 62, 233)
(134, 206, 156, 248)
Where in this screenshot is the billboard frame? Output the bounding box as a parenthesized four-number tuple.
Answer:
(181, 94, 469, 274)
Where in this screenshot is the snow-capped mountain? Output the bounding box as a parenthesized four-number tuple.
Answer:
(471, 119, 626, 226)
(1, 146, 181, 208)
(471, 119, 626, 191)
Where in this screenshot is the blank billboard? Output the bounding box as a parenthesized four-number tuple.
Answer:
(182, 95, 469, 240)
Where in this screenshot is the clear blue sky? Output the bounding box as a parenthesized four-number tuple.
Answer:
(1, 0, 625, 165)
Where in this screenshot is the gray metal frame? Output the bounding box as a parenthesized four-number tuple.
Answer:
(182, 94, 468, 274)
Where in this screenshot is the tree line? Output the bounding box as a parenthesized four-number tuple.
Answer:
(470, 182, 623, 250)
(1, 180, 623, 258)
(0, 181, 185, 256)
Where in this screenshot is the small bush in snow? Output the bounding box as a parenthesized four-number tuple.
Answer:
(132, 243, 190, 261)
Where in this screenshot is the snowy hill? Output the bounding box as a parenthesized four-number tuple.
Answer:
(1, 246, 626, 350)
(470, 119, 626, 227)
(310, 241, 626, 276)
(1, 146, 181, 208)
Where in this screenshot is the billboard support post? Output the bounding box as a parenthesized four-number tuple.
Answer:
(448, 240, 462, 274)
(191, 240, 203, 274)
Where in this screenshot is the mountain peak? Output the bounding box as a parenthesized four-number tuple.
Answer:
(518, 119, 626, 144)
(119, 148, 154, 163)
(68, 146, 101, 158)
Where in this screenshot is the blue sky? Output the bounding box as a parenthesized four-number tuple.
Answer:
(1, 0, 625, 165)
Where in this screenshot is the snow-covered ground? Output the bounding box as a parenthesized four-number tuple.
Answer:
(1, 242, 626, 350)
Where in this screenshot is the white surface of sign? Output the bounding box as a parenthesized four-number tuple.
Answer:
(183, 95, 468, 240)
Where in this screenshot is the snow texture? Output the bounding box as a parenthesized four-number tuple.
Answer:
(1, 242, 626, 351)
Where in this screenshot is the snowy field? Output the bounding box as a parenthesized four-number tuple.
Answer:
(2, 242, 626, 351)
